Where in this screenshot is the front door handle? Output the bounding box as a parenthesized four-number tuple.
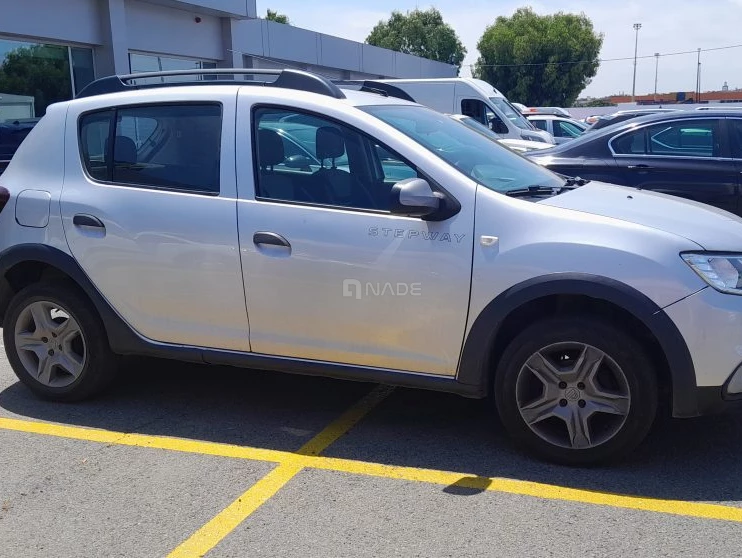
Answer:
(73, 214, 105, 228)
(627, 164, 654, 170)
(253, 231, 290, 248)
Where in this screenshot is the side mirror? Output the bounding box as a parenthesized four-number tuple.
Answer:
(490, 118, 509, 135)
(390, 178, 440, 218)
(283, 154, 313, 170)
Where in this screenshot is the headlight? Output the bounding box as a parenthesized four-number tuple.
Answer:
(682, 253, 742, 294)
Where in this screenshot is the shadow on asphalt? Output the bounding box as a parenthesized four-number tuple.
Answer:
(1, 356, 740, 504)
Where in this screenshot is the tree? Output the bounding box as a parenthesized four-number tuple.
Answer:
(366, 8, 466, 69)
(475, 8, 603, 107)
(0, 45, 72, 117)
(266, 9, 289, 24)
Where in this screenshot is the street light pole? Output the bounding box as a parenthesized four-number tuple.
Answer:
(631, 23, 642, 102)
(696, 48, 702, 103)
(654, 53, 660, 101)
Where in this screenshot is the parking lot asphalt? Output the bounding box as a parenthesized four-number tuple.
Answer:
(1, 347, 742, 557)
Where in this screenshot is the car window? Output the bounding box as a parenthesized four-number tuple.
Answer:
(79, 104, 222, 193)
(253, 107, 419, 210)
(647, 120, 717, 157)
(530, 119, 547, 132)
(79, 110, 114, 181)
(556, 120, 584, 138)
(461, 99, 488, 124)
(612, 119, 718, 158)
(489, 97, 534, 130)
(727, 119, 742, 159)
(612, 129, 646, 155)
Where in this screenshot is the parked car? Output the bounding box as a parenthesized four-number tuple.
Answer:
(526, 110, 742, 216)
(696, 105, 742, 111)
(525, 114, 587, 144)
(0, 118, 40, 174)
(586, 108, 681, 131)
(447, 114, 552, 153)
(523, 106, 572, 118)
(370, 78, 555, 144)
(2, 68, 742, 466)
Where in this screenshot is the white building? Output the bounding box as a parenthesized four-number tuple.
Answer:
(0, 0, 456, 117)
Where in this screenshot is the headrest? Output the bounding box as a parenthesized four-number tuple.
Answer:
(258, 128, 285, 168)
(316, 126, 345, 160)
(105, 136, 137, 164)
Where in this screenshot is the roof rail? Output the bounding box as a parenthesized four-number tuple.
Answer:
(76, 68, 346, 100)
(334, 80, 415, 102)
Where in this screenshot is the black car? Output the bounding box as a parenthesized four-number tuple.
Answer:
(586, 108, 681, 131)
(526, 110, 742, 216)
(0, 118, 40, 174)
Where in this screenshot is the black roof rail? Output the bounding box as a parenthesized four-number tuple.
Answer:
(334, 80, 415, 102)
(75, 68, 346, 100)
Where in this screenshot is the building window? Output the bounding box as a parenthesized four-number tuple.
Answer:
(129, 53, 217, 84)
(0, 38, 94, 118)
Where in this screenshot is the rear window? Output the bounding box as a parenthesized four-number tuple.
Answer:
(78, 103, 222, 194)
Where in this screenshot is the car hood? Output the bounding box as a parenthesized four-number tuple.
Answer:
(539, 181, 742, 250)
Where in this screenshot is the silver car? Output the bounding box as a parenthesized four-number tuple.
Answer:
(0, 68, 741, 465)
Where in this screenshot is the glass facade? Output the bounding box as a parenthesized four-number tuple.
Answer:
(129, 53, 217, 83)
(0, 38, 94, 119)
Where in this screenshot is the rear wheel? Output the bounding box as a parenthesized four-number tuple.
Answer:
(3, 282, 117, 401)
(494, 316, 657, 465)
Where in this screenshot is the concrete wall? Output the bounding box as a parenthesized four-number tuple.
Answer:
(231, 19, 457, 79)
(0, 0, 102, 45)
(138, 0, 255, 17)
(0, 0, 456, 80)
(126, 0, 223, 60)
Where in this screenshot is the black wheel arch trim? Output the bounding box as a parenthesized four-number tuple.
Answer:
(0, 243, 148, 356)
(457, 273, 700, 418)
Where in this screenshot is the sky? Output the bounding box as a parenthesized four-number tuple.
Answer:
(256, 0, 742, 99)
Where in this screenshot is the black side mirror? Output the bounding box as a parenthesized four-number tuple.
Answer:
(390, 178, 440, 218)
(490, 118, 509, 135)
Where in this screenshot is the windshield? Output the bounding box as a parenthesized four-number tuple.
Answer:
(489, 97, 534, 130)
(363, 105, 563, 193)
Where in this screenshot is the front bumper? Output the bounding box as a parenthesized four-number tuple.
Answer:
(695, 386, 742, 415)
(664, 286, 742, 414)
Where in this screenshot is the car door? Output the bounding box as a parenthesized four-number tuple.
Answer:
(236, 97, 474, 376)
(611, 118, 738, 214)
(61, 96, 250, 351)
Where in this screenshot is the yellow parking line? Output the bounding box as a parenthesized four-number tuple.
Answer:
(306, 456, 742, 524)
(167, 385, 394, 557)
(2, 402, 742, 529)
(0, 416, 291, 463)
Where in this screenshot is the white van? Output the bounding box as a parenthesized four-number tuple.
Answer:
(375, 78, 555, 144)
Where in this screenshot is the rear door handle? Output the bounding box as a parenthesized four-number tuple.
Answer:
(253, 231, 290, 248)
(627, 164, 654, 170)
(73, 214, 105, 228)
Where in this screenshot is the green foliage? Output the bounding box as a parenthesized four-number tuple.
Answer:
(366, 8, 466, 68)
(0, 45, 71, 116)
(575, 97, 616, 107)
(475, 7, 603, 106)
(266, 9, 289, 24)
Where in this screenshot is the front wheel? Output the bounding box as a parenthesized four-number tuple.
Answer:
(494, 316, 657, 465)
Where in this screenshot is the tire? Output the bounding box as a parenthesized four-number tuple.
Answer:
(494, 316, 657, 466)
(3, 281, 117, 401)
